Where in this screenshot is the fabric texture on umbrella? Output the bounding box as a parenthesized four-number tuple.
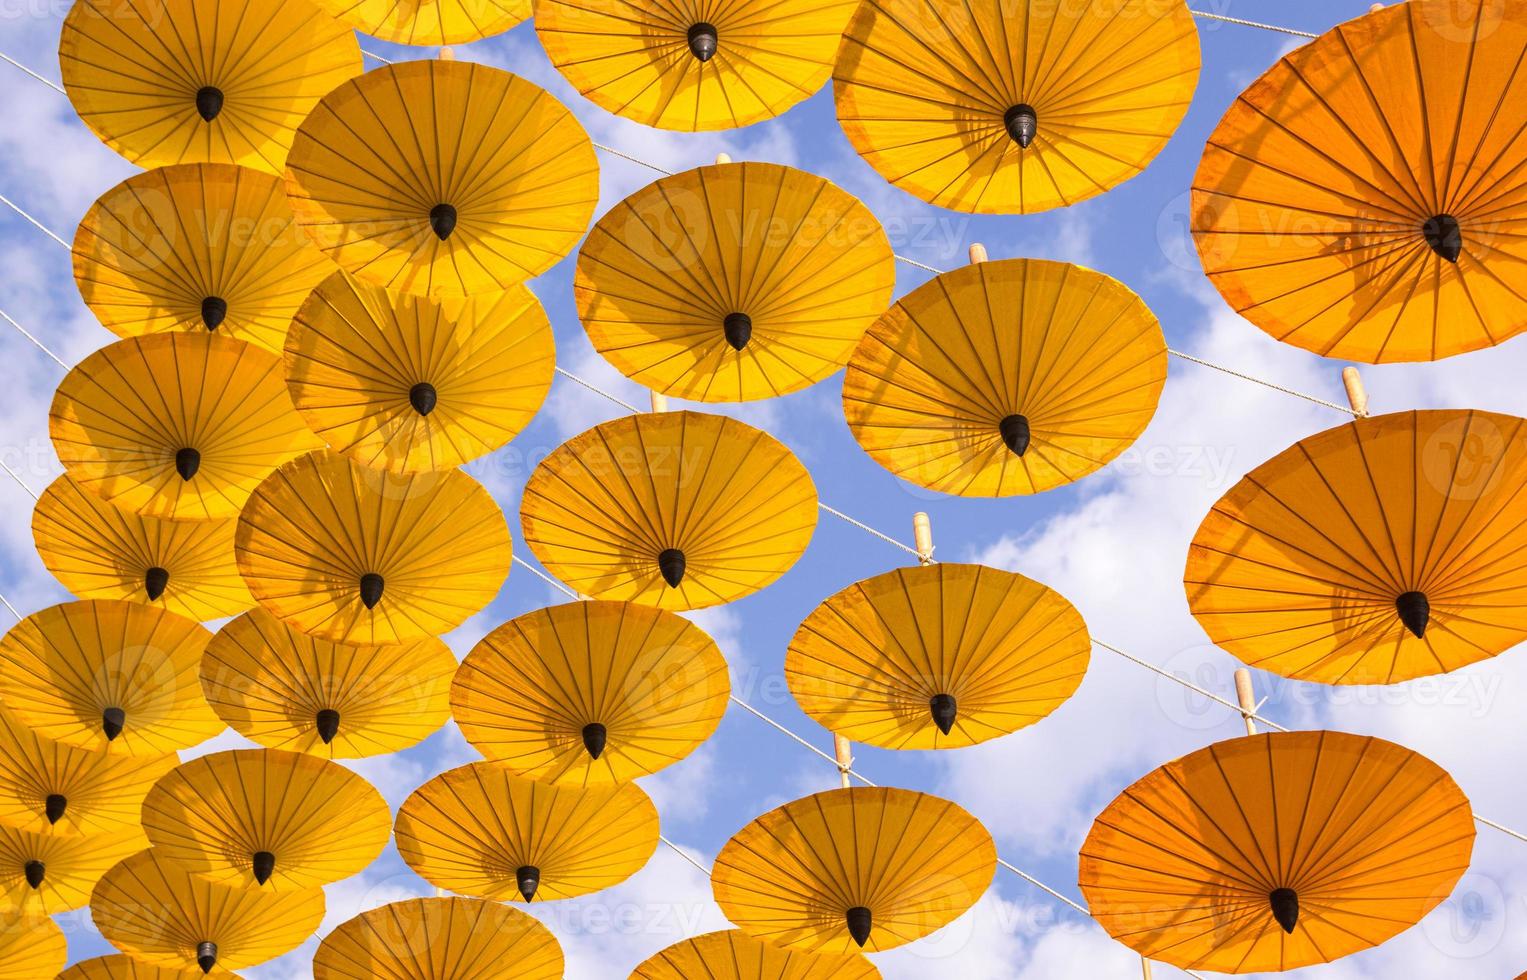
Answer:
(630, 929, 882, 980)
(72, 164, 334, 355)
(0, 600, 220, 756)
(285, 271, 556, 472)
(0, 823, 147, 916)
(786, 563, 1090, 749)
(394, 761, 659, 902)
(312, 897, 563, 980)
(235, 450, 511, 645)
(200, 608, 455, 758)
(50, 332, 321, 520)
(1079, 730, 1475, 973)
(284, 59, 599, 298)
(91, 848, 324, 973)
(33, 475, 253, 621)
(58, 956, 242, 980)
(535, 0, 858, 131)
(521, 410, 817, 609)
(310, 0, 529, 44)
(59, 0, 362, 174)
(0, 913, 66, 980)
(452, 600, 730, 784)
(1186, 409, 1527, 684)
(1192, 0, 1527, 362)
(843, 257, 1167, 496)
(834, 0, 1200, 213)
(712, 787, 996, 953)
(576, 161, 895, 401)
(0, 708, 176, 837)
(141, 748, 390, 890)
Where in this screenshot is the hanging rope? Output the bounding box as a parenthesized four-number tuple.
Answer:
(0, 590, 20, 621)
(0, 192, 70, 249)
(658, 835, 713, 875)
(0, 52, 64, 93)
(0, 308, 68, 368)
(1165, 348, 1357, 416)
(1189, 10, 1318, 39)
(553, 367, 642, 413)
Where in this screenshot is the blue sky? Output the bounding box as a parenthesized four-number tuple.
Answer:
(3, 2, 1527, 977)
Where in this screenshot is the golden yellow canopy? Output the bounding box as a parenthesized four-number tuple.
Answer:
(313, 897, 563, 980)
(92, 848, 325, 974)
(1079, 731, 1475, 973)
(535, 0, 858, 131)
(72, 163, 333, 355)
(141, 748, 390, 891)
(1186, 410, 1527, 685)
(235, 450, 511, 645)
(786, 563, 1090, 749)
(0, 708, 175, 837)
(33, 475, 253, 622)
(712, 787, 996, 953)
(1192, 0, 1527, 362)
(521, 411, 817, 609)
(631, 930, 881, 980)
(452, 600, 730, 784)
(200, 608, 455, 758)
(576, 162, 895, 401)
(311, 0, 529, 45)
(59, 0, 361, 174)
(844, 257, 1167, 496)
(394, 761, 659, 902)
(285, 60, 599, 298)
(0, 600, 221, 756)
(834, 0, 1200, 213)
(0, 913, 66, 980)
(58, 956, 239, 980)
(285, 271, 556, 472)
(0, 823, 146, 916)
(50, 332, 321, 520)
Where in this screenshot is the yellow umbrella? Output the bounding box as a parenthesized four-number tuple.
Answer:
(0, 600, 221, 756)
(1192, 0, 1527, 362)
(32, 475, 253, 622)
(394, 761, 659, 901)
(786, 563, 1090, 749)
(141, 748, 390, 890)
(200, 608, 456, 758)
(92, 848, 325, 974)
(311, 0, 529, 45)
(0, 913, 66, 980)
(72, 163, 334, 355)
(285, 60, 599, 298)
(521, 411, 817, 609)
(235, 450, 511, 644)
(0, 708, 176, 837)
(0, 823, 146, 916)
(1079, 731, 1475, 973)
(834, 0, 1201, 213)
(576, 162, 895, 401)
(59, 956, 240, 980)
(1186, 409, 1527, 684)
(452, 600, 730, 784)
(285, 271, 556, 472)
(313, 897, 563, 980)
(843, 257, 1168, 496)
(50, 332, 321, 520)
(631, 929, 881, 980)
(59, 0, 362, 174)
(535, 0, 859, 131)
(712, 787, 996, 953)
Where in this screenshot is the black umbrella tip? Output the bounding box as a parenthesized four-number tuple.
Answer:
(102, 706, 126, 741)
(929, 693, 957, 735)
(657, 548, 686, 588)
(688, 22, 718, 61)
(195, 86, 224, 122)
(429, 203, 458, 240)
(723, 312, 752, 351)
(175, 447, 202, 481)
(1269, 887, 1299, 934)
(998, 414, 1031, 456)
(196, 941, 218, 974)
(145, 566, 170, 601)
(22, 860, 44, 889)
(1396, 590, 1430, 639)
(359, 573, 385, 609)
(201, 295, 228, 330)
(315, 708, 341, 744)
(1004, 104, 1038, 148)
(1423, 213, 1462, 263)
(846, 905, 872, 947)
(409, 381, 438, 416)
(44, 793, 67, 824)
(581, 721, 608, 759)
(516, 864, 540, 902)
(252, 850, 275, 885)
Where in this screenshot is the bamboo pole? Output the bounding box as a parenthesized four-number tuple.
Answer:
(1141, 959, 1153, 979)
(1234, 668, 1258, 737)
(968, 242, 989, 264)
(439, 46, 456, 61)
(913, 512, 934, 566)
(650, 390, 669, 413)
(715, 152, 732, 164)
(833, 733, 854, 789)
(1341, 367, 1369, 417)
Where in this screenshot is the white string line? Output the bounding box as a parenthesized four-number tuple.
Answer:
(0, 308, 68, 368)
(1165, 348, 1357, 416)
(591, 142, 675, 176)
(553, 367, 641, 413)
(0, 591, 20, 621)
(0, 52, 64, 94)
(1189, 10, 1319, 39)
(658, 834, 712, 876)
(359, 48, 394, 65)
(0, 460, 37, 500)
(0, 193, 70, 250)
